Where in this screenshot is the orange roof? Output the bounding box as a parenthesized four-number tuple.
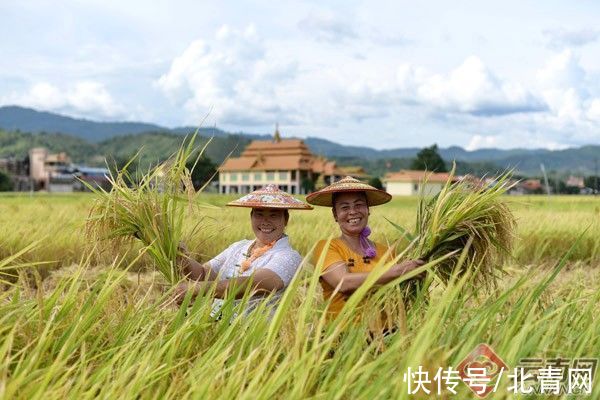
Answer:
(242, 139, 313, 158)
(324, 161, 338, 175)
(384, 170, 457, 183)
(521, 179, 542, 190)
(311, 157, 326, 173)
(339, 166, 369, 178)
(220, 154, 314, 171)
(219, 136, 349, 175)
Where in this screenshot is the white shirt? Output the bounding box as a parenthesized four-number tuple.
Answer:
(207, 235, 301, 319)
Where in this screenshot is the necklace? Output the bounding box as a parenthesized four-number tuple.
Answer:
(240, 240, 275, 272)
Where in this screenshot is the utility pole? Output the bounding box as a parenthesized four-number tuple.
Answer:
(595, 157, 598, 196)
(540, 163, 551, 196)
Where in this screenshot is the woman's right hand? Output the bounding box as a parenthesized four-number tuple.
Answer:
(177, 242, 192, 276)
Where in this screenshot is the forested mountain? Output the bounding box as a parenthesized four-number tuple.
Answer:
(1, 105, 598, 175)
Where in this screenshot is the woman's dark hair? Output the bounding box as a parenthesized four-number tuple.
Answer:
(331, 191, 368, 208)
(250, 208, 289, 224)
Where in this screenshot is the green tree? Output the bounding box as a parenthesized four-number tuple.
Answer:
(584, 176, 600, 193)
(368, 177, 383, 190)
(411, 144, 447, 172)
(315, 174, 326, 190)
(0, 170, 12, 191)
(301, 177, 315, 193)
(186, 155, 217, 190)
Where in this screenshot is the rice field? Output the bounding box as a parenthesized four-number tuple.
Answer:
(1, 193, 599, 399)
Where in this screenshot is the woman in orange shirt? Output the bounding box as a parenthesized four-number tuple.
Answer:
(306, 176, 423, 322)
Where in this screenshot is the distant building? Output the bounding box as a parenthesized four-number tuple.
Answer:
(0, 156, 32, 191)
(30, 148, 73, 191)
(383, 170, 457, 196)
(522, 179, 543, 193)
(338, 166, 369, 182)
(218, 127, 344, 194)
(0, 147, 110, 192)
(566, 175, 585, 189)
(73, 166, 112, 191)
(506, 178, 544, 195)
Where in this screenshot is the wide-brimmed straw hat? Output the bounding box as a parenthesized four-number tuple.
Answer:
(306, 176, 391, 207)
(227, 184, 313, 210)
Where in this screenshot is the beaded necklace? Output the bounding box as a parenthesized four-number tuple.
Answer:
(240, 240, 275, 272)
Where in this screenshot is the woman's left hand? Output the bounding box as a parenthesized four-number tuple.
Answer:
(174, 282, 193, 305)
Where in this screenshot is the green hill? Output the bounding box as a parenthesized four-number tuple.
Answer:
(0, 129, 249, 170)
(1, 105, 599, 175)
(0, 130, 97, 162)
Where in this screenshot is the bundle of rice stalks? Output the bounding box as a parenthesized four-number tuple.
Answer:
(390, 166, 516, 294)
(85, 135, 212, 285)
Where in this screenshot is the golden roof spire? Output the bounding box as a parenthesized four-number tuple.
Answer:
(273, 123, 281, 143)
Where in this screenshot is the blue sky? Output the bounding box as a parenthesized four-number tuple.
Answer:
(1, 0, 599, 150)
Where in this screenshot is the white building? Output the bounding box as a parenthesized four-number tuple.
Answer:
(383, 170, 457, 196)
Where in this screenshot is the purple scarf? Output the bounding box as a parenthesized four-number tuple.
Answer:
(359, 226, 377, 258)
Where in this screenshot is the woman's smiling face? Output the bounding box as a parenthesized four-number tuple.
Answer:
(332, 192, 369, 236)
(250, 208, 288, 245)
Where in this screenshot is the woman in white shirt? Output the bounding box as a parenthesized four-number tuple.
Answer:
(174, 184, 312, 319)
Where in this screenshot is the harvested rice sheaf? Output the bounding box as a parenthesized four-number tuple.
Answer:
(393, 167, 517, 294)
(85, 135, 210, 285)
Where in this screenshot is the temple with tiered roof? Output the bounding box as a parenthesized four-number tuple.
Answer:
(218, 126, 346, 194)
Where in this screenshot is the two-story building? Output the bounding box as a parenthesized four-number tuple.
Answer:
(218, 128, 344, 194)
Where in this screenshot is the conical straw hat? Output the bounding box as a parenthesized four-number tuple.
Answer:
(306, 176, 391, 207)
(227, 184, 313, 210)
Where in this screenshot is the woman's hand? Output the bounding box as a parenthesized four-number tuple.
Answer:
(392, 259, 426, 278)
(174, 281, 197, 305)
(177, 242, 192, 276)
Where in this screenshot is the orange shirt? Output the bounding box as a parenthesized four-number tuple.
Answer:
(313, 238, 394, 318)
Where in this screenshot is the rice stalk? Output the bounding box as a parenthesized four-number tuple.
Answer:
(1, 203, 599, 398)
(391, 165, 517, 296)
(84, 133, 212, 285)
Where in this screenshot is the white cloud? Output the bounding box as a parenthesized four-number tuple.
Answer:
(156, 24, 299, 126)
(536, 50, 599, 125)
(587, 99, 600, 121)
(322, 56, 546, 126)
(401, 56, 545, 116)
(459, 49, 600, 150)
(466, 134, 500, 150)
(66, 82, 121, 116)
(537, 50, 587, 91)
(3, 2, 600, 150)
(25, 82, 65, 109)
(466, 132, 569, 151)
(367, 29, 411, 47)
(2, 81, 123, 119)
(297, 12, 357, 44)
(543, 28, 600, 49)
(155, 25, 599, 150)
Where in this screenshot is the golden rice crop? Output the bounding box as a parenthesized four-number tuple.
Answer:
(390, 168, 517, 296)
(85, 134, 211, 285)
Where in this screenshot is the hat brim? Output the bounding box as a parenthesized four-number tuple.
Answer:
(226, 202, 313, 210)
(306, 188, 391, 207)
